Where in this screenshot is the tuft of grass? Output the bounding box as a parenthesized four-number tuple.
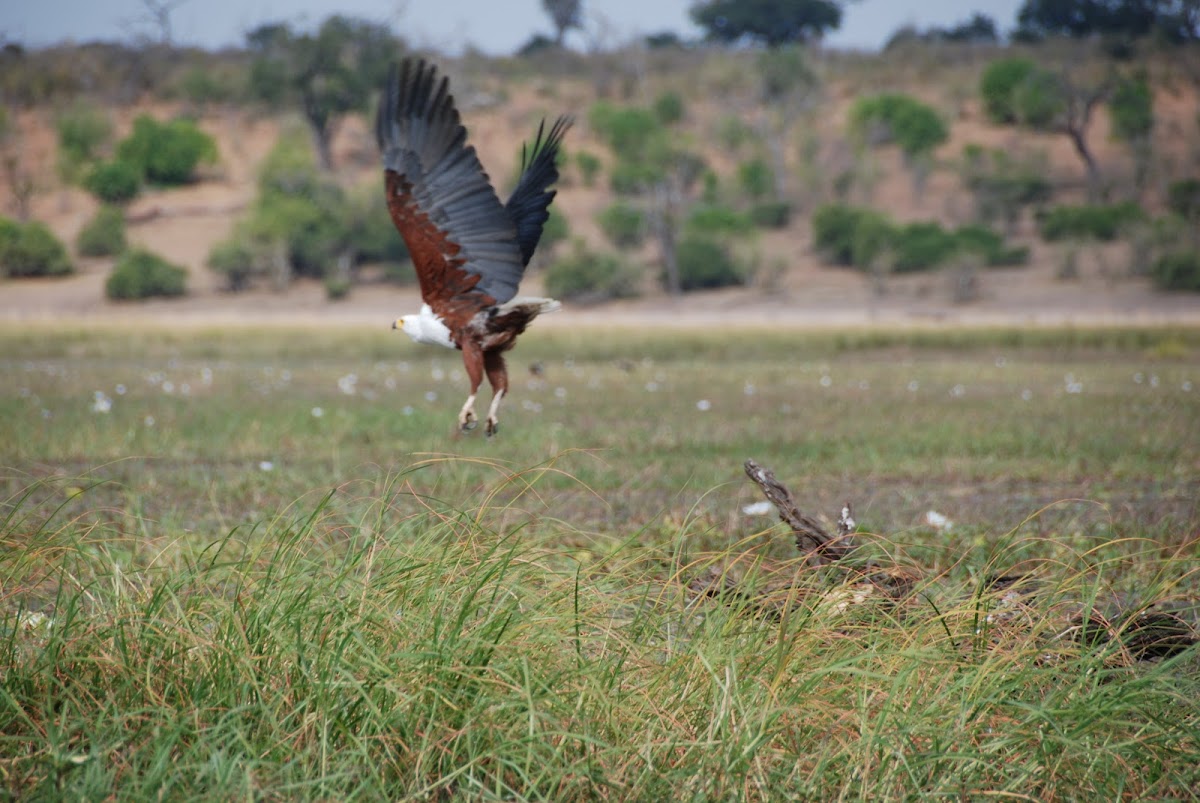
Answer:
(2, 475, 1197, 799)
(2, 324, 1198, 797)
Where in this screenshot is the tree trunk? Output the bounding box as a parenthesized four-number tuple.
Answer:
(653, 182, 681, 296)
(303, 90, 336, 171)
(1065, 123, 1101, 199)
(310, 124, 335, 172)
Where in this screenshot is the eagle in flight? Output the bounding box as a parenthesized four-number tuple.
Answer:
(377, 57, 572, 436)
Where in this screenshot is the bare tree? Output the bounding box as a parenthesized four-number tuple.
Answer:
(138, 0, 188, 46)
(542, 0, 583, 47)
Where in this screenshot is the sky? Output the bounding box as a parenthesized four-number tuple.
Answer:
(5, 1, 1027, 54)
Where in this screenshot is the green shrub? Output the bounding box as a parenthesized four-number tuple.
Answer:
(206, 237, 258, 291)
(0, 219, 73, 278)
(717, 115, 753, 151)
(849, 213, 895, 268)
(1012, 68, 1064, 128)
(56, 102, 111, 186)
(597, 202, 646, 249)
(980, 58, 1037, 124)
(1109, 74, 1153, 143)
(76, 205, 127, 257)
(588, 102, 662, 159)
(176, 66, 237, 106)
(84, 160, 141, 204)
(1038, 202, 1145, 242)
(265, 192, 347, 277)
(105, 249, 187, 300)
(737, 158, 774, 200)
(575, 151, 602, 188)
(247, 132, 349, 278)
(675, 235, 743, 290)
(813, 204, 889, 267)
(116, 115, 217, 185)
(608, 161, 660, 195)
(0, 217, 19, 264)
(685, 205, 753, 237)
(851, 93, 948, 157)
(343, 184, 408, 267)
(539, 208, 570, 253)
(1166, 179, 1200, 221)
(749, 201, 792, 229)
(543, 245, 640, 303)
(56, 102, 111, 164)
(324, 275, 352, 300)
(954, 224, 1030, 267)
(653, 91, 685, 125)
(1151, 251, 1200, 292)
(891, 222, 959, 273)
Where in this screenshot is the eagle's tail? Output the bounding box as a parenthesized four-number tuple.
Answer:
(497, 296, 561, 316)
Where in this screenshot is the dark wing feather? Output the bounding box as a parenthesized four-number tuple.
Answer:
(505, 116, 573, 266)
(376, 58, 525, 312)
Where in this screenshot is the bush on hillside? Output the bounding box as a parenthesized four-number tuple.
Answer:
(539, 208, 570, 254)
(685, 204, 753, 237)
(954, 224, 1030, 267)
(849, 213, 896, 268)
(76, 205, 128, 257)
(0, 219, 73, 278)
(737, 158, 774, 200)
(55, 102, 111, 165)
(105, 249, 187, 300)
(1011, 67, 1064, 128)
(598, 202, 646, 249)
(962, 144, 1054, 228)
(851, 93, 948, 158)
(116, 115, 217, 185)
(84, 160, 141, 204)
(675, 235, 743, 290)
(1151, 251, 1200, 292)
(980, 58, 1038, 124)
(813, 204, 1028, 272)
(543, 244, 641, 303)
(55, 102, 112, 186)
(890, 222, 959, 273)
(259, 134, 344, 274)
(575, 151, 602, 188)
(206, 237, 259, 291)
(749, 201, 792, 229)
(1167, 179, 1200, 221)
(813, 204, 890, 267)
(342, 184, 408, 268)
(653, 91, 685, 125)
(1038, 202, 1145, 242)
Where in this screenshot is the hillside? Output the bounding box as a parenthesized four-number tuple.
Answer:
(2, 43, 1199, 327)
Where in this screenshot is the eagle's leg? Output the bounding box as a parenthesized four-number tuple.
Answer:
(483, 351, 509, 438)
(459, 342, 484, 432)
(458, 394, 478, 431)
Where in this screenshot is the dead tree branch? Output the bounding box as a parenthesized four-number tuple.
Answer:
(743, 459, 856, 565)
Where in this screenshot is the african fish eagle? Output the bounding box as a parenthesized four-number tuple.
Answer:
(376, 57, 572, 436)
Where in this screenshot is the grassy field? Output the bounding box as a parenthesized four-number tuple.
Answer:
(2, 324, 1199, 799)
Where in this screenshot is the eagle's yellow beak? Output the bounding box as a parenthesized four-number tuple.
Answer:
(391, 319, 400, 330)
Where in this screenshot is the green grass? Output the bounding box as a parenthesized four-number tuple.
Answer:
(2, 324, 1199, 799)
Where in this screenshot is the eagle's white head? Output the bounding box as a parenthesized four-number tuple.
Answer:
(392, 304, 456, 349)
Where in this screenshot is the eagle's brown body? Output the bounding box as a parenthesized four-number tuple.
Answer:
(377, 58, 570, 435)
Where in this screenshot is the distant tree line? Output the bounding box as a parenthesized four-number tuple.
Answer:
(1015, 0, 1199, 42)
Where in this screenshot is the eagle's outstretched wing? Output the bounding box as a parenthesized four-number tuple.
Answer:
(506, 116, 573, 267)
(375, 58, 523, 313)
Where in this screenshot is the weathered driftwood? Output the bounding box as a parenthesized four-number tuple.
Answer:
(743, 459, 855, 566)
(687, 459, 1197, 663)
